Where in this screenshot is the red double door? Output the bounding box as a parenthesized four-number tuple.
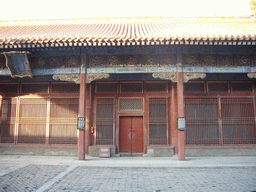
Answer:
(119, 116, 143, 154)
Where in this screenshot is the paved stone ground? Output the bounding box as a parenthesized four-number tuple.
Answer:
(46, 167, 256, 192)
(0, 164, 68, 192)
(0, 155, 256, 192)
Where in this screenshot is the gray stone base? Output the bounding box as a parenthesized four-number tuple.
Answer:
(146, 148, 175, 157)
(0, 147, 77, 156)
(185, 148, 256, 157)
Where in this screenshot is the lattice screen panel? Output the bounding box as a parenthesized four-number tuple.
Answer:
(231, 83, 252, 92)
(0, 84, 19, 94)
(236, 55, 250, 66)
(160, 54, 176, 66)
(51, 56, 64, 68)
(30, 56, 48, 69)
(51, 83, 80, 93)
(184, 83, 205, 93)
(124, 55, 138, 67)
(218, 55, 233, 66)
(202, 55, 216, 67)
(21, 84, 49, 94)
(121, 83, 142, 93)
(89, 55, 103, 67)
(96, 98, 114, 145)
(141, 55, 157, 66)
(96, 83, 117, 93)
(208, 83, 229, 93)
(18, 98, 47, 143)
(66, 55, 80, 68)
(149, 98, 167, 145)
(183, 55, 200, 66)
(146, 83, 167, 92)
(221, 98, 256, 144)
(0, 98, 17, 143)
(49, 98, 78, 144)
(106, 55, 121, 67)
(185, 98, 219, 145)
(120, 99, 142, 111)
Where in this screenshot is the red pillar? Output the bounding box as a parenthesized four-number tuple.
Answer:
(85, 83, 91, 154)
(78, 73, 86, 160)
(177, 51, 186, 160)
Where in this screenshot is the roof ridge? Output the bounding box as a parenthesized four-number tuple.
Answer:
(0, 16, 255, 27)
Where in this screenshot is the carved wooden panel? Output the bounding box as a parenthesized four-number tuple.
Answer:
(253, 55, 256, 67)
(218, 55, 233, 66)
(236, 55, 250, 66)
(33, 57, 48, 69)
(90, 55, 103, 67)
(160, 54, 176, 66)
(141, 55, 157, 66)
(202, 55, 216, 67)
(67, 55, 80, 68)
(124, 55, 138, 67)
(51, 56, 64, 68)
(183, 55, 200, 66)
(106, 55, 121, 67)
(0, 56, 5, 69)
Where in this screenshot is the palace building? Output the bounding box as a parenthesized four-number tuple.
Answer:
(0, 17, 256, 160)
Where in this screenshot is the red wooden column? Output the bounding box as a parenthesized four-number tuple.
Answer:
(85, 83, 91, 154)
(78, 73, 86, 160)
(177, 50, 186, 161)
(78, 54, 87, 160)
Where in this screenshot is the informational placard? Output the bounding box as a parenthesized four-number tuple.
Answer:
(177, 117, 186, 131)
(77, 117, 85, 130)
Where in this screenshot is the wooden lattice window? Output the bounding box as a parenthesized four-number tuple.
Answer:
(149, 98, 167, 145)
(49, 98, 78, 144)
(146, 82, 167, 92)
(0, 98, 16, 143)
(184, 83, 205, 93)
(0, 84, 19, 94)
(96, 98, 114, 145)
(208, 83, 229, 93)
(18, 98, 47, 143)
(231, 82, 252, 92)
(121, 83, 142, 93)
(51, 83, 80, 93)
(21, 84, 49, 94)
(185, 98, 219, 145)
(96, 83, 117, 93)
(119, 98, 143, 111)
(221, 98, 256, 144)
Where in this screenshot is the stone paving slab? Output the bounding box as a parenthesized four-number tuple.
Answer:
(45, 167, 256, 192)
(0, 164, 68, 192)
(0, 155, 256, 192)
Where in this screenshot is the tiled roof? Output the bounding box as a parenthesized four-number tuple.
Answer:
(0, 17, 256, 48)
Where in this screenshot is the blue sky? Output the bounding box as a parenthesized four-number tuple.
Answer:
(0, 0, 253, 20)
